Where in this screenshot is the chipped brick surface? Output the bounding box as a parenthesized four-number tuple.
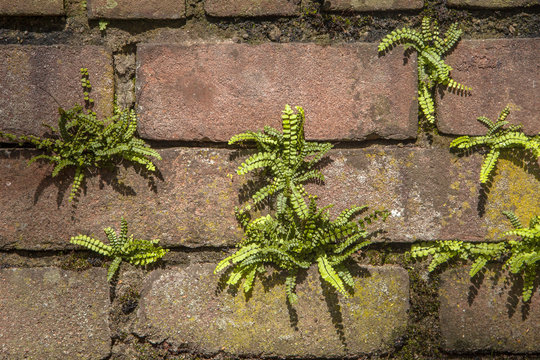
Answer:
(440, 267, 540, 353)
(88, 0, 185, 19)
(0, 45, 114, 141)
(134, 263, 409, 357)
(0, 267, 111, 359)
(0, 0, 63, 16)
(205, 0, 300, 17)
(136, 43, 418, 142)
(2, 147, 537, 250)
(437, 39, 540, 135)
(323, 0, 423, 11)
(447, 0, 540, 8)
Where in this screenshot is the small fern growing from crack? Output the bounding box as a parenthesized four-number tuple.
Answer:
(216, 196, 388, 303)
(229, 104, 333, 219)
(411, 211, 540, 301)
(70, 217, 169, 281)
(450, 106, 540, 183)
(0, 68, 161, 201)
(378, 16, 470, 124)
(217, 105, 388, 303)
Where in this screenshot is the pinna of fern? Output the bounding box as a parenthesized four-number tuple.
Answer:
(229, 104, 333, 220)
(450, 106, 540, 184)
(411, 211, 540, 302)
(378, 16, 471, 124)
(216, 195, 389, 304)
(0, 68, 161, 202)
(70, 217, 169, 281)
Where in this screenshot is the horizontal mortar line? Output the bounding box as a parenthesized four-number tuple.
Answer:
(0, 136, 438, 151)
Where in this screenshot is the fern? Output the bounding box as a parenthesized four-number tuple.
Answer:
(411, 212, 539, 301)
(450, 106, 540, 183)
(378, 16, 470, 124)
(230, 105, 332, 219)
(0, 68, 161, 202)
(70, 217, 169, 281)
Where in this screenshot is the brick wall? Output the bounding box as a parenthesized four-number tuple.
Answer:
(0, 1, 539, 359)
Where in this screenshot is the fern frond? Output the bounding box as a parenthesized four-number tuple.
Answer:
(242, 265, 257, 295)
(418, 83, 435, 123)
(317, 254, 348, 296)
(285, 271, 298, 304)
(70, 235, 112, 255)
(0, 70, 160, 204)
(479, 149, 500, 183)
(503, 211, 523, 230)
(107, 257, 123, 281)
(469, 257, 488, 277)
(68, 167, 84, 202)
(71, 218, 167, 282)
(379, 16, 469, 125)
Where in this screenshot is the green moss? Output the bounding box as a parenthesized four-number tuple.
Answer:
(484, 157, 540, 240)
(59, 252, 92, 271)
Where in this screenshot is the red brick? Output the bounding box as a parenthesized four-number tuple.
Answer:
(134, 264, 409, 356)
(1, 147, 537, 250)
(0, 45, 114, 142)
(88, 0, 185, 19)
(448, 0, 539, 8)
(440, 267, 540, 353)
(205, 0, 300, 17)
(0, 0, 63, 16)
(437, 39, 540, 135)
(0, 267, 111, 359)
(323, 0, 423, 11)
(136, 43, 418, 142)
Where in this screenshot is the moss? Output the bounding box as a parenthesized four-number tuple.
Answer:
(59, 251, 93, 271)
(394, 259, 443, 359)
(483, 157, 540, 240)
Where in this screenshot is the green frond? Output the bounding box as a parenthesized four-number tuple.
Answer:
(285, 271, 298, 304)
(51, 159, 76, 177)
(522, 267, 536, 302)
(336, 264, 355, 289)
(378, 27, 424, 53)
(71, 218, 167, 282)
(0, 71, 160, 204)
(438, 23, 462, 55)
(237, 152, 276, 175)
(469, 257, 488, 277)
(68, 167, 84, 202)
(242, 266, 257, 295)
(498, 106, 511, 123)
(418, 83, 435, 123)
(70, 234, 112, 256)
(503, 211, 523, 230)
(317, 254, 348, 296)
(479, 149, 500, 183)
(107, 257, 122, 281)
(215, 244, 261, 274)
(104, 227, 120, 250)
(27, 154, 59, 166)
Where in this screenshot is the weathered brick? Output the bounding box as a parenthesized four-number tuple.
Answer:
(448, 0, 540, 8)
(1, 147, 537, 250)
(440, 267, 540, 353)
(0, 267, 111, 359)
(323, 0, 423, 11)
(136, 43, 418, 142)
(437, 39, 540, 135)
(0, 45, 114, 142)
(0, 0, 63, 16)
(88, 0, 185, 19)
(0, 148, 242, 250)
(134, 263, 409, 357)
(205, 0, 300, 17)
